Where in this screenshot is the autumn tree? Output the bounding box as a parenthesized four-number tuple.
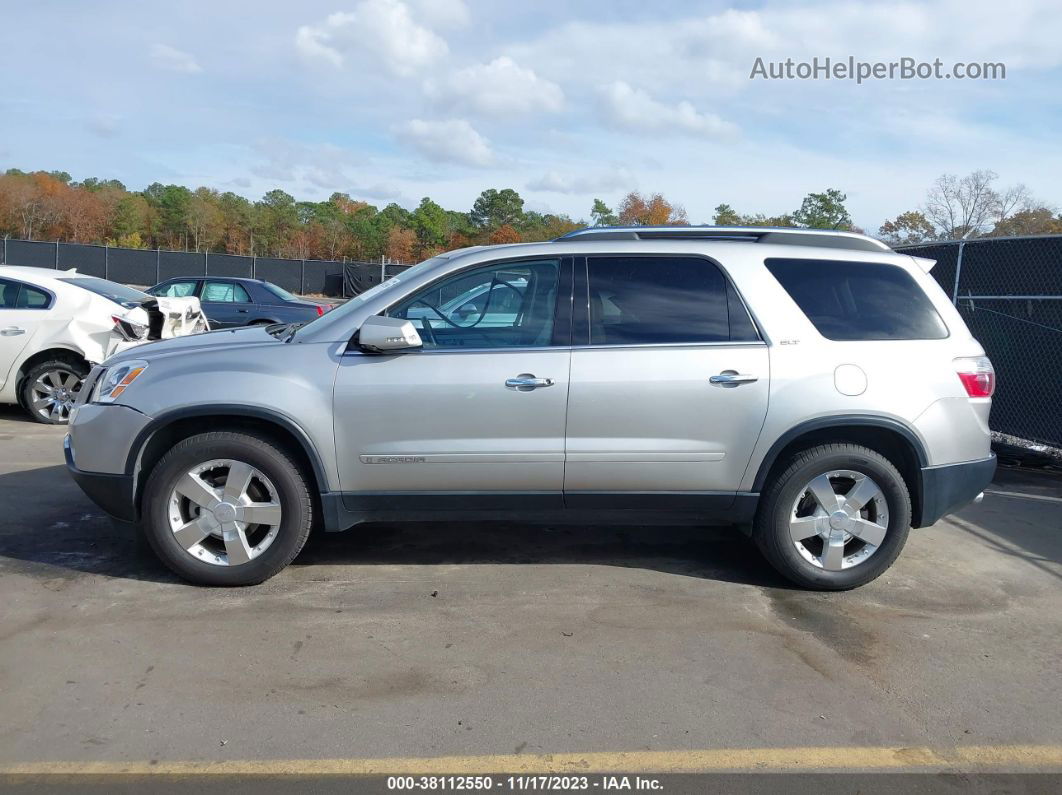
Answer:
(617, 192, 688, 226)
(878, 210, 936, 246)
(385, 226, 416, 263)
(489, 224, 522, 244)
(187, 187, 224, 251)
(988, 207, 1062, 237)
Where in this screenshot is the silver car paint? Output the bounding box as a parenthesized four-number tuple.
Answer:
(73, 238, 991, 506)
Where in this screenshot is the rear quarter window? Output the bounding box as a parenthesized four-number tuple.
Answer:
(765, 258, 948, 341)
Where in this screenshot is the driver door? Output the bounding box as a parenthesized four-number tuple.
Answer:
(333, 257, 572, 510)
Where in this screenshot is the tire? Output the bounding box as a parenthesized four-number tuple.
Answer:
(753, 443, 911, 590)
(20, 358, 89, 425)
(140, 431, 313, 586)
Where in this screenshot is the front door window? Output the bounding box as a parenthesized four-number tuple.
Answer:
(389, 259, 561, 349)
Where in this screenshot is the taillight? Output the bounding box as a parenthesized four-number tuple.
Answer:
(112, 315, 148, 341)
(954, 356, 995, 398)
(315, 304, 326, 316)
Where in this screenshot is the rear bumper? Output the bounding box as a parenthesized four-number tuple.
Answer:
(915, 453, 996, 527)
(65, 436, 137, 522)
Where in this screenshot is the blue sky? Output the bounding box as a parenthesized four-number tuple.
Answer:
(3, 0, 1061, 231)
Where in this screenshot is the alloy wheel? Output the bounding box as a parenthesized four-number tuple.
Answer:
(788, 469, 889, 571)
(30, 369, 83, 422)
(166, 459, 283, 566)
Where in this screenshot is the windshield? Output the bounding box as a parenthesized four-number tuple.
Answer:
(62, 276, 149, 308)
(262, 281, 300, 303)
(291, 256, 447, 335)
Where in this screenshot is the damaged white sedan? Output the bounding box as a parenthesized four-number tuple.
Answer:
(0, 266, 209, 424)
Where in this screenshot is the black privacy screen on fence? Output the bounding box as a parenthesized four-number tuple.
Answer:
(899, 235, 1062, 452)
(0, 238, 408, 299)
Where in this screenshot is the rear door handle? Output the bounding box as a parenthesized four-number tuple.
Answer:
(1, 327, 25, 336)
(709, 372, 758, 385)
(506, 374, 554, 391)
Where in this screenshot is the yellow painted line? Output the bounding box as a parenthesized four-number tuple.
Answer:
(1, 746, 1060, 775)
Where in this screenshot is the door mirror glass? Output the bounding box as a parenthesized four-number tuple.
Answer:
(358, 315, 423, 353)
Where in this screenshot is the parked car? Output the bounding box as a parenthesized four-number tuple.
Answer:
(147, 277, 331, 328)
(0, 266, 208, 424)
(66, 227, 996, 589)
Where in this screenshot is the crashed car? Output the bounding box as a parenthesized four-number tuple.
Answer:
(0, 266, 209, 424)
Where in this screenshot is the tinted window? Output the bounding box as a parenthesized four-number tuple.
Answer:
(17, 284, 51, 308)
(766, 258, 948, 341)
(153, 280, 198, 298)
(203, 281, 251, 303)
(390, 259, 560, 349)
(587, 256, 738, 345)
(63, 276, 148, 308)
(0, 279, 22, 308)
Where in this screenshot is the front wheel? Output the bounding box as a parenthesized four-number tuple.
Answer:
(754, 443, 911, 590)
(141, 431, 313, 586)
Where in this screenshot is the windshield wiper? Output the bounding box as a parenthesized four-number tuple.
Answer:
(265, 322, 293, 339)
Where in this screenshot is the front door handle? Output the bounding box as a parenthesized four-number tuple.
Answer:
(0, 327, 25, 336)
(709, 372, 758, 385)
(506, 374, 554, 391)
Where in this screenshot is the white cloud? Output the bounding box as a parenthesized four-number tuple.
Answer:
(394, 119, 494, 167)
(250, 139, 361, 191)
(527, 167, 634, 195)
(295, 0, 448, 76)
(150, 44, 202, 74)
(413, 0, 469, 29)
(601, 81, 737, 139)
(424, 56, 564, 117)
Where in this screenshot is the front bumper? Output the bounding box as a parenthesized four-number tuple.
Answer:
(64, 436, 137, 522)
(915, 453, 996, 527)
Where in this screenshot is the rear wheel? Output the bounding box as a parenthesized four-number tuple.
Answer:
(20, 358, 89, 424)
(754, 443, 911, 590)
(141, 431, 313, 586)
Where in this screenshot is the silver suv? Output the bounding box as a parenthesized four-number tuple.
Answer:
(65, 227, 996, 589)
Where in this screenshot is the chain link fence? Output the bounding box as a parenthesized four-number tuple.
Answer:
(898, 235, 1062, 456)
(0, 238, 409, 297)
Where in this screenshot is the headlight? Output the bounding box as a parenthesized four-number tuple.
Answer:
(92, 360, 149, 403)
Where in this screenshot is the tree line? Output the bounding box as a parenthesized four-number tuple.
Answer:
(1, 167, 1058, 264)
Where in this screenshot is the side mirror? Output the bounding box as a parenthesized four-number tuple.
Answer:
(357, 315, 423, 353)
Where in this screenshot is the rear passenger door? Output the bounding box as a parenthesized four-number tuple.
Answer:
(200, 280, 254, 327)
(563, 255, 769, 507)
(0, 278, 52, 391)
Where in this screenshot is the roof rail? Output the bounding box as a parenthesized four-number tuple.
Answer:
(557, 226, 891, 253)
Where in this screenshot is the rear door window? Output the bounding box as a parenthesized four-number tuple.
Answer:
(16, 284, 51, 308)
(583, 256, 756, 345)
(1, 279, 51, 309)
(203, 281, 252, 303)
(765, 258, 948, 340)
